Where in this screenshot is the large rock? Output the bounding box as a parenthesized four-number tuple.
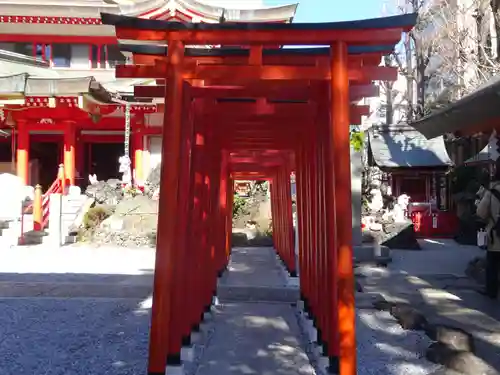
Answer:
(380, 221, 421, 250)
(390, 304, 428, 330)
(85, 179, 123, 205)
(425, 323, 475, 353)
(426, 342, 499, 375)
(145, 165, 161, 198)
(102, 195, 159, 234)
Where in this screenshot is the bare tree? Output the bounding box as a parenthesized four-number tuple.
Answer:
(383, 0, 500, 119)
(385, 0, 434, 120)
(422, 0, 500, 104)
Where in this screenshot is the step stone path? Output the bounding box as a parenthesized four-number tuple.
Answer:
(196, 247, 315, 375)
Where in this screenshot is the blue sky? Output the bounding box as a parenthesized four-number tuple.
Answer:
(264, 0, 389, 22)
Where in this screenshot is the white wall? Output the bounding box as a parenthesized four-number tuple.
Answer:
(146, 136, 162, 178)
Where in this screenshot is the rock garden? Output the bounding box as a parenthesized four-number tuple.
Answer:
(76, 168, 273, 248)
(77, 170, 160, 248)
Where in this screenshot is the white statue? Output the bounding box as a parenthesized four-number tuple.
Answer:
(88, 174, 98, 185)
(392, 194, 410, 223)
(367, 188, 384, 213)
(118, 155, 132, 186)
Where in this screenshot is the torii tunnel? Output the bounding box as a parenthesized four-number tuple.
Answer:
(102, 12, 417, 375)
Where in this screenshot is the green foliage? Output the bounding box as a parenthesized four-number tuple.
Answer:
(232, 194, 249, 219)
(123, 185, 143, 198)
(82, 205, 112, 230)
(350, 130, 364, 152)
(264, 219, 273, 237)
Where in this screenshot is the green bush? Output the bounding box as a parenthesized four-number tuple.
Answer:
(233, 195, 249, 219)
(83, 205, 112, 230)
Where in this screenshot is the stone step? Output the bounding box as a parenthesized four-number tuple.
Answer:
(0, 281, 152, 298)
(18, 230, 49, 246)
(216, 285, 300, 303)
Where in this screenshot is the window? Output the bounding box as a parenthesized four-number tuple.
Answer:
(52, 43, 71, 67)
(13, 43, 33, 56)
(35, 43, 51, 62)
(105, 44, 126, 68)
(0, 43, 16, 53)
(91, 45, 105, 68)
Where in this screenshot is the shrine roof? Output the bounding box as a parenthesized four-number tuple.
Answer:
(101, 12, 417, 32)
(113, 0, 298, 22)
(368, 124, 453, 169)
(0, 53, 59, 79)
(118, 44, 397, 56)
(0, 74, 112, 103)
(464, 133, 499, 165)
(411, 75, 500, 139)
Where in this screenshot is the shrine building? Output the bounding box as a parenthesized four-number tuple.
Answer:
(0, 0, 298, 189)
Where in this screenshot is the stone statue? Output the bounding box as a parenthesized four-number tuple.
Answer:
(88, 174, 98, 185)
(392, 194, 410, 223)
(118, 155, 132, 186)
(367, 187, 384, 213)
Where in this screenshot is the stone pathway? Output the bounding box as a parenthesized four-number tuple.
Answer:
(197, 247, 315, 375)
(358, 239, 500, 372)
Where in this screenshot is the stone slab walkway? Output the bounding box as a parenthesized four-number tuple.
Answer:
(197, 247, 315, 375)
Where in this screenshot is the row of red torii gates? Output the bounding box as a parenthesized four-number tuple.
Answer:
(102, 12, 417, 375)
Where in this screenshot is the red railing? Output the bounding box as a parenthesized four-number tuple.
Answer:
(20, 164, 65, 242)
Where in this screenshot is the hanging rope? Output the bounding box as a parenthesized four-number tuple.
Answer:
(124, 102, 131, 157)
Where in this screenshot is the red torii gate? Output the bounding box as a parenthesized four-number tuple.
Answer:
(101, 12, 416, 375)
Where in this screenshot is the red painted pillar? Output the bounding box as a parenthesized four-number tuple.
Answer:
(206, 126, 221, 304)
(324, 95, 340, 365)
(269, 179, 278, 255)
(317, 97, 329, 351)
(189, 124, 206, 331)
(278, 170, 286, 266)
(218, 150, 229, 274)
(314, 123, 324, 345)
(330, 41, 356, 375)
(310, 135, 319, 323)
(302, 139, 312, 314)
(201, 151, 212, 311)
(278, 172, 284, 263)
(295, 142, 308, 306)
(63, 121, 76, 187)
(170, 84, 195, 350)
(226, 175, 234, 262)
(284, 167, 296, 276)
(147, 40, 185, 375)
(16, 120, 29, 185)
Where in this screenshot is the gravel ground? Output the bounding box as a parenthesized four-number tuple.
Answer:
(0, 297, 441, 375)
(355, 310, 440, 375)
(0, 245, 447, 375)
(295, 307, 440, 375)
(0, 298, 151, 375)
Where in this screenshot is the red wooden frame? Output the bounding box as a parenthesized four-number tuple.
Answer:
(105, 13, 410, 375)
